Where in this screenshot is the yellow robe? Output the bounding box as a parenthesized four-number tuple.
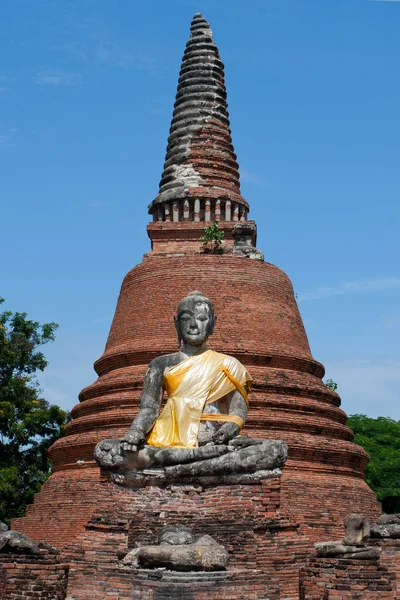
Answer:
(146, 349, 252, 448)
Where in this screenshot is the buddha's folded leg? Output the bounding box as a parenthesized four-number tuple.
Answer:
(164, 440, 287, 479)
(94, 438, 231, 470)
(152, 443, 229, 466)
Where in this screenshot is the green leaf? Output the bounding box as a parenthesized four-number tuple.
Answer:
(348, 413, 400, 513)
(0, 297, 69, 524)
(200, 221, 224, 253)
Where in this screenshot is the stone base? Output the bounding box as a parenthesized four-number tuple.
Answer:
(58, 472, 310, 599)
(4, 472, 396, 600)
(299, 536, 400, 600)
(0, 550, 68, 600)
(3, 470, 310, 599)
(4, 546, 400, 600)
(299, 556, 396, 599)
(66, 567, 278, 600)
(280, 469, 381, 541)
(11, 463, 382, 551)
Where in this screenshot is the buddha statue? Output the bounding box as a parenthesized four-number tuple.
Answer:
(122, 524, 229, 571)
(95, 291, 287, 483)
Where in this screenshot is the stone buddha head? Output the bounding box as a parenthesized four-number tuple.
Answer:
(174, 290, 216, 347)
(158, 524, 195, 546)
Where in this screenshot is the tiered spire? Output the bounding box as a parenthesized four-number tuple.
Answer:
(148, 13, 249, 223)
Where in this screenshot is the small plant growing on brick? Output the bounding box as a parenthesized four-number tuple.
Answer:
(325, 378, 338, 392)
(200, 221, 224, 254)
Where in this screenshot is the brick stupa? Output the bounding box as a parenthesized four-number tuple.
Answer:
(11, 13, 382, 586)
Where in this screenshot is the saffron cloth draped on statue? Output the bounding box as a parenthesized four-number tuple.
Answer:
(146, 349, 253, 448)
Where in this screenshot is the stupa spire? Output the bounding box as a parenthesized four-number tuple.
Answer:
(148, 13, 249, 223)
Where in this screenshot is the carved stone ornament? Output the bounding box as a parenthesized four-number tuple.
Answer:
(232, 223, 264, 261)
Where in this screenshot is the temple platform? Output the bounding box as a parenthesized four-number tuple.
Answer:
(3, 471, 400, 600)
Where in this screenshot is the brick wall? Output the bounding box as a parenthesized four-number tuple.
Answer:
(299, 556, 396, 599)
(3, 475, 400, 598)
(0, 550, 68, 600)
(63, 473, 311, 600)
(12, 468, 102, 548)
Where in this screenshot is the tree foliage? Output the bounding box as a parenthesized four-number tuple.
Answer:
(348, 413, 400, 513)
(0, 298, 69, 524)
(324, 378, 338, 392)
(200, 221, 224, 253)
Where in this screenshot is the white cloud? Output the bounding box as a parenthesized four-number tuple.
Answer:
(92, 316, 112, 324)
(75, 313, 113, 331)
(0, 121, 17, 147)
(39, 332, 106, 412)
(60, 16, 167, 74)
(61, 41, 88, 61)
(325, 356, 400, 420)
(148, 107, 165, 115)
(298, 277, 400, 302)
(35, 68, 82, 86)
(240, 168, 266, 188)
(0, 75, 15, 95)
(95, 46, 112, 62)
(0, 75, 16, 83)
(94, 43, 166, 73)
(379, 312, 400, 329)
(87, 200, 115, 208)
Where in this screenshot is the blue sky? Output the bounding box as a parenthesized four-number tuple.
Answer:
(1, 0, 399, 419)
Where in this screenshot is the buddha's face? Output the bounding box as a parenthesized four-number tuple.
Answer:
(177, 301, 212, 346)
(159, 526, 194, 546)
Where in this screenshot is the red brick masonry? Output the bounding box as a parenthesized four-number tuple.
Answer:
(14, 250, 379, 548)
(0, 548, 68, 600)
(3, 475, 400, 599)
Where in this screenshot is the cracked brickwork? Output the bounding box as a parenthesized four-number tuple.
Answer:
(149, 14, 247, 221)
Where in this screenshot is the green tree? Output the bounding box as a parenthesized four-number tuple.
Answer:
(325, 378, 338, 392)
(0, 298, 69, 524)
(200, 221, 224, 254)
(347, 414, 400, 513)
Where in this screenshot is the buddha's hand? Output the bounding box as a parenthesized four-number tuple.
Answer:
(212, 423, 240, 445)
(121, 427, 145, 453)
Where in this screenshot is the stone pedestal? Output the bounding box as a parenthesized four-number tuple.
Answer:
(60, 471, 309, 599)
(0, 549, 68, 600)
(4, 474, 400, 599)
(299, 556, 396, 600)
